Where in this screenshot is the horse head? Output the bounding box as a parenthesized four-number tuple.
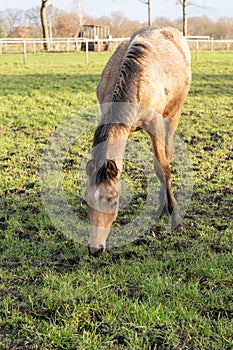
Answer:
(84, 159, 120, 256)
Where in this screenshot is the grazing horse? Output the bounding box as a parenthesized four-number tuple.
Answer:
(84, 26, 191, 256)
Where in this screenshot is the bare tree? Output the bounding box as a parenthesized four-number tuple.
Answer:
(176, 0, 207, 36)
(216, 18, 233, 39)
(73, 0, 88, 36)
(25, 7, 40, 26)
(0, 13, 7, 37)
(188, 16, 215, 37)
(110, 11, 129, 37)
(24, 6, 41, 37)
(183, 0, 187, 36)
(53, 12, 77, 37)
(4, 8, 24, 35)
(40, 0, 49, 50)
(176, 0, 187, 35)
(139, 0, 152, 26)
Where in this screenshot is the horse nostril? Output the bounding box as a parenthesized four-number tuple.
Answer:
(98, 245, 104, 255)
(88, 244, 104, 257)
(82, 199, 88, 206)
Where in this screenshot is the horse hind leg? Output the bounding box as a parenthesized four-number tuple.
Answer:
(165, 110, 181, 162)
(164, 111, 184, 230)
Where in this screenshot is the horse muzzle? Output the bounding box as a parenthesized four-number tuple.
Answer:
(88, 244, 105, 257)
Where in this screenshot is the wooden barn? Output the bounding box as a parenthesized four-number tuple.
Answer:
(79, 25, 110, 51)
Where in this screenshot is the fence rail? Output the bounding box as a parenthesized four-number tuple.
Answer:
(0, 37, 128, 55)
(0, 37, 233, 63)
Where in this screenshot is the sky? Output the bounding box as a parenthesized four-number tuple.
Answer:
(0, 0, 232, 23)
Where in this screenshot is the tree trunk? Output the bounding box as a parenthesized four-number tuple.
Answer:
(183, 0, 187, 36)
(148, 0, 152, 26)
(40, 0, 49, 50)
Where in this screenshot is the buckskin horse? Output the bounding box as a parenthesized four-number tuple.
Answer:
(84, 26, 191, 256)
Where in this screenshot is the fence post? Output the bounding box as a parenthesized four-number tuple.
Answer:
(85, 40, 88, 64)
(33, 40, 36, 54)
(0, 40, 2, 54)
(211, 38, 214, 51)
(95, 35, 100, 52)
(195, 40, 199, 61)
(108, 35, 112, 51)
(23, 40, 27, 65)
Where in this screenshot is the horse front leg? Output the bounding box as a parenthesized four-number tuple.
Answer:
(148, 115, 183, 230)
(153, 156, 182, 229)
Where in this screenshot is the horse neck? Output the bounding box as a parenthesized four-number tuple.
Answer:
(92, 103, 136, 173)
(92, 122, 130, 174)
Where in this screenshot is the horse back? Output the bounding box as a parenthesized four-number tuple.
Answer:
(97, 26, 191, 117)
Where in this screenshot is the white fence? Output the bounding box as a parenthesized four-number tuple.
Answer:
(0, 37, 233, 63)
(0, 38, 128, 64)
(0, 38, 127, 54)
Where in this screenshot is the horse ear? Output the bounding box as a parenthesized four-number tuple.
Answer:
(106, 160, 118, 180)
(86, 159, 96, 177)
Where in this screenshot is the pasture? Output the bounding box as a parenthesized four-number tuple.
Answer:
(0, 51, 232, 349)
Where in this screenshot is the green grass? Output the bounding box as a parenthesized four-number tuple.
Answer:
(0, 51, 232, 349)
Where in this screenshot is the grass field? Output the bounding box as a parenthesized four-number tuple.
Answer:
(0, 51, 232, 349)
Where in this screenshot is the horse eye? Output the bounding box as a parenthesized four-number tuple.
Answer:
(111, 201, 118, 208)
(107, 196, 117, 202)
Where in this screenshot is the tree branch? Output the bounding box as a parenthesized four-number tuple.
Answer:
(176, 0, 212, 10)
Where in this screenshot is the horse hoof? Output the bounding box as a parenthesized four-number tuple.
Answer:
(173, 224, 186, 232)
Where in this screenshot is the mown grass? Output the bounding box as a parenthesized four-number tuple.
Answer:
(0, 51, 232, 349)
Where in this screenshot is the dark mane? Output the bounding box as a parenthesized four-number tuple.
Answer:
(89, 163, 112, 186)
(112, 42, 148, 103)
(92, 121, 128, 169)
(92, 42, 148, 168)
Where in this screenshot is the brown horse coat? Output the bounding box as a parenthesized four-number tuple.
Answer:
(85, 26, 191, 256)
